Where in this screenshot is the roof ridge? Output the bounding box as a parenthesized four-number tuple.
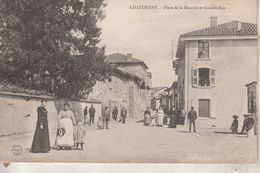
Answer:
(106, 53, 149, 69)
(181, 20, 257, 37)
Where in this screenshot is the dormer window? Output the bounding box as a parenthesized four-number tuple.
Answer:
(198, 41, 209, 58)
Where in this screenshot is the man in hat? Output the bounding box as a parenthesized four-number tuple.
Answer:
(245, 114, 255, 137)
(120, 107, 127, 124)
(231, 115, 238, 134)
(187, 106, 197, 133)
(83, 105, 88, 125)
(112, 107, 119, 121)
(240, 114, 248, 134)
(103, 107, 110, 129)
(89, 105, 96, 125)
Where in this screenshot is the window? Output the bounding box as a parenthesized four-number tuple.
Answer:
(192, 68, 215, 87)
(199, 68, 210, 86)
(198, 41, 209, 58)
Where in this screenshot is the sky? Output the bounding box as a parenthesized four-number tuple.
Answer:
(99, 0, 257, 87)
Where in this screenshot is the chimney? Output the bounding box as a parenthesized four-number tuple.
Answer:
(210, 16, 218, 27)
(237, 22, 242, 30)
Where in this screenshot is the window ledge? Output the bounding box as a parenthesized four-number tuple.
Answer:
(196, 58, 211, 61)
(193, 86, 216, 89)
(198, 117, 216, 120)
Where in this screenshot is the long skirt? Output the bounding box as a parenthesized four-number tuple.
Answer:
(156, 114, 164, 126)
(169, 116, 176, 128)
(97, 117, 103, 129)
(144, 114, 151, 126)
(31, 121, 50, 153)
(56, 118, 74, 147)
(247, 128, 255, 137)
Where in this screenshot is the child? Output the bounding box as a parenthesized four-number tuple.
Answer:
(73, 121, 87, 150)
(97, 116, 103, 129)
(231, 115, 238, 134)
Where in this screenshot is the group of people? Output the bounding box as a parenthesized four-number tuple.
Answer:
(31, 100, 88, 153)
(83, 105, 128, 130)
(143, 106, 165, 126)
(83, 105, 96, 125)
(142, 106, 196, 131)
(96, 106, 128, 129)
(231, 114, 255, 136)
(143, 106, 198, 133)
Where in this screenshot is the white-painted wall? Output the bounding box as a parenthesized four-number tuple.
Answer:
(0, 92, 101, 136)
(185, 39, 257, 128)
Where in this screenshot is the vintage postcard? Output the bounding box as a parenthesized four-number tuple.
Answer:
(0, 0, 258, 163)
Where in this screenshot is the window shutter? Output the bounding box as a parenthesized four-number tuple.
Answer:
(192, 68, 198, 87)
(211, 68, 215, 86)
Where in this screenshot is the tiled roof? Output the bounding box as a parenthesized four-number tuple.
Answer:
(181, 21, 257, 37)
(106, 53, 148, 69)
(176, 21, 257, 58)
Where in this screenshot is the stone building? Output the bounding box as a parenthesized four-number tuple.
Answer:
(165, 81, 178, 111)
(173, 17, 257, 128)
(88, 53, 152, 120)
(151, 87, 168, 110)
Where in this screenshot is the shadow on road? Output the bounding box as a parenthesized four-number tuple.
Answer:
(176, 130, 190, 133)
(135, 119, 144, 123)
(214, 131, 233, 134)
(51, 145, 81, 151)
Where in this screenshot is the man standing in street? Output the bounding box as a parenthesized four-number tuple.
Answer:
(89, 105, 96, 125)
(112, 107, 119, 121)
(83, 105, 88, 125)
(187, 106, 197, 133)
(120, 107, 127, 124)
(103, 107, 110, 129)
(240, 114, 248, 134)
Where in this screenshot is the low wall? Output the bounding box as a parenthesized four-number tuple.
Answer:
(0, 92, 101, 136)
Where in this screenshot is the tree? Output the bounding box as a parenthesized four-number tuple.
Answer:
(0, 0, 111, 98)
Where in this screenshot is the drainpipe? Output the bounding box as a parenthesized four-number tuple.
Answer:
(185, 41, 189, 113)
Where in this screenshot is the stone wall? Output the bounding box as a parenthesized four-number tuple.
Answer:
(0, 92, 101, 136)
(89, 75, 151, 120)
(117, 64, 152, 88)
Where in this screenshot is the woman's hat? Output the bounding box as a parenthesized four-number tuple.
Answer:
(233, 115, 238, 119)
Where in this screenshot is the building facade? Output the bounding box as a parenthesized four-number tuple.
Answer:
(165, 81, 178, 111)
(245, 81, 257, 135)
(151, 87, 168, 110)
(174, 18, 257, 128)
(88, 53, 152, 120)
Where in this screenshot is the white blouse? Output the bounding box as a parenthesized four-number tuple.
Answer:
(59, 110, 76, 125)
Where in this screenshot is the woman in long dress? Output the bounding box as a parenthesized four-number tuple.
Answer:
(56, 103, 76, 150)
(144, 108, 151, 126)
(150, 110, 157, 126)
(169, 107, 177, 128)
(31, 99, 51, 153)
(156, 107, 164, 127)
